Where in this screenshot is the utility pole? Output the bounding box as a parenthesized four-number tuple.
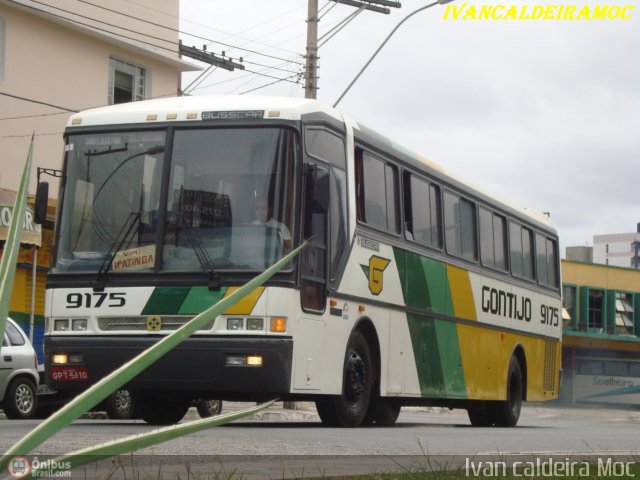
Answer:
(304, 0, 319, 99)
(304, 1, 400, 99)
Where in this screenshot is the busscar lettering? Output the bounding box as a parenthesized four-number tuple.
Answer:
(481, 286, 531, 321)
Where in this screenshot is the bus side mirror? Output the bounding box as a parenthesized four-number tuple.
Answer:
(34, 182, 49, 224)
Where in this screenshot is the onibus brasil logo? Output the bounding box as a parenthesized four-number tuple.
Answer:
(7, 456, 72, 478)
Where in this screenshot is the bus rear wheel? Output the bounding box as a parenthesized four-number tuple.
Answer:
(490, 356, 523, 427)
(315, 331, 373, 427)
(467, 356, 523, 427)
(135, 392, 190, 425)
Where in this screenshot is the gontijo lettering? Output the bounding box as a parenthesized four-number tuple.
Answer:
(444, 3, 635, 20)
(481, 286, 532, 321)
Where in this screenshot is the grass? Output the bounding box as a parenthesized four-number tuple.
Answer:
(64, 456, 640, 480)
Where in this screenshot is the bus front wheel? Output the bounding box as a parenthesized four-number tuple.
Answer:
(135, 392, 190, 425)
(316, 331, 373, 427)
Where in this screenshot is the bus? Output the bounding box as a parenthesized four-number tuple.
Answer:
(42, 95, 562, 427)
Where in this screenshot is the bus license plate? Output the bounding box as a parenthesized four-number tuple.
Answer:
(50, 366, 89, 382)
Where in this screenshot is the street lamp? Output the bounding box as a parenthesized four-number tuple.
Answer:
(333, 0, 455, 107)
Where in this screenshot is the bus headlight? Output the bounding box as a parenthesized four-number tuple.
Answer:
(52, 354, 68, 364)
(246, 317, 264, 331)
(72, 319, 88, 331)
(54, 319, 70, 331)
(227, 318, 244, 331)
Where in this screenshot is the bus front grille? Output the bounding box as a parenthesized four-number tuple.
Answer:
(97, 316, 214, 332)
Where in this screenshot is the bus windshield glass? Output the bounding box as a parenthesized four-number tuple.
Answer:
(54, 131, 166, 273)
(163, 127, 294, 271)
(53, 127, 295, 273)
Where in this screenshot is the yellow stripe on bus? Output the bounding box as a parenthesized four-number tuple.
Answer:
(457, 324, 559, 401)
(222, 286, 265, 315)
(446, 265, 477, 321)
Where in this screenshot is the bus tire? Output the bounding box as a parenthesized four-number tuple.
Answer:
(366, 397, 400, 426)
(136, 392, 190, 425)
(467, 402, 493, 427)
(196, 399, 222, 418)
(490, 356, 523, 427)
(316, 331, 373, 427)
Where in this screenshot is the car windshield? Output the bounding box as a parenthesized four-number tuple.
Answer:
(53, 127, 295, 273)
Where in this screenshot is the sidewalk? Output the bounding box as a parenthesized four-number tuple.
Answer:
(184, 401, 320, 422)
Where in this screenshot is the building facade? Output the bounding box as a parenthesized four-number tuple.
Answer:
(593, 223, 640, 269)
(560, 260, 640, 405)
(0, 0, 197, 358)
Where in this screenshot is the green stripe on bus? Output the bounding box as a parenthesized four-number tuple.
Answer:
(178, 287, 227, 315)
(141, 287, 191, 315)
(394, 248, 467, 398)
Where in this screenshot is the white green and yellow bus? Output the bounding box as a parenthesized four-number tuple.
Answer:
(42, 95, 562, 427)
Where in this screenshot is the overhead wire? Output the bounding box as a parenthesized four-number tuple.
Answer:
(11, 0, 301, 90)
(122, 0, 301, 57)
(72, 0, 303, 67)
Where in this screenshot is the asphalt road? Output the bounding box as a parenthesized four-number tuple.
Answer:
(1, 403, 639, 479)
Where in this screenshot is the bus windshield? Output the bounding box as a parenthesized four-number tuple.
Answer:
(54, 127, 295, 273)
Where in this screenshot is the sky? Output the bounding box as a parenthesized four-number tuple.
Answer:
(177, 0, 639, 256)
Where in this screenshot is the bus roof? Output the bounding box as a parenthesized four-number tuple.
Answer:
(67, 95, 557, 234)
(67, 95, 343, 127)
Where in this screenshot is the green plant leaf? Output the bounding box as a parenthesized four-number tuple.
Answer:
(0, 242, 306, 470)
(33, 401, 275, 476)
(0, 135, 34, 339)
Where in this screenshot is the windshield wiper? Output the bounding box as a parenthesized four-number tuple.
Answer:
(93, 212, 141, 292)
(179, 220, 221, 291)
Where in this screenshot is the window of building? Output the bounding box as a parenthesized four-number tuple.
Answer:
(444, 191, 477, 261)
(604, 361, 628, 377)
(403, 173, 441, 248)
(535, 233, 558, 288)
(588, 288, 604, 331)
(479, 207, 507, 271)
(562, 285, 576, 327)
(615, 291, 634, 335)
(0, 16, 5, 81)
(355, 150, 399, 233)
(576, 359, 603, 375)
(509, 222, 534, 281)
(109, 56, 147, 104)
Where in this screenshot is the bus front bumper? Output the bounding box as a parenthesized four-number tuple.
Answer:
(44, 335, 292, 397)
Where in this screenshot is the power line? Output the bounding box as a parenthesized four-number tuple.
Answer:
(44, 0, 305, 80)
(122, 0, 301, 57)
(0, 111, 72, 121)
(239, 74, 301, 95)
(1, 131, 64, 138)
(0, 91, 77, 112)
(72, 0, 303, 67)
(8, 0, 179, 55)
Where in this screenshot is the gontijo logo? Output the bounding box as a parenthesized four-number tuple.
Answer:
(361, 256, 391, 295)
(443, 3, 634, 20)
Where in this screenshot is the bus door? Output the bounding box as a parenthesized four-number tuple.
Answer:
(291, 163, 329, 391)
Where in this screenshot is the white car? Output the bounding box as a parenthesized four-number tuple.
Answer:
(1, 318, 39, 419)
